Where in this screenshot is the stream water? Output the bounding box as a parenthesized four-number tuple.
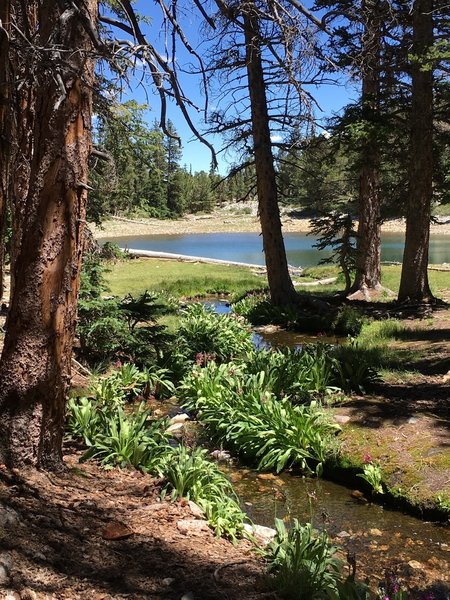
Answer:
(224, 466, 450, 592)
(195, 300, 450, 592)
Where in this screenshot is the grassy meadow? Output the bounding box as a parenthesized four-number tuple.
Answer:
(105, 258, 450, 301)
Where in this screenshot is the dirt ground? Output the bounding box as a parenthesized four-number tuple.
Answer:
(0, 457, 267, 600)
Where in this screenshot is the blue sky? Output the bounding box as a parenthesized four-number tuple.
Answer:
(110, 0, 356, 174)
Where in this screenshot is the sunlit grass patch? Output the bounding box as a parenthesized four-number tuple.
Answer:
(105, 258, 267, 298)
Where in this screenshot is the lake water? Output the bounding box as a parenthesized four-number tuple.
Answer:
(104, 231, 450, 267)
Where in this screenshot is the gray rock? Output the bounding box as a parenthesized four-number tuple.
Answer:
(337, 531, 351, 538)
(177, 519, 210, 536)
(0, 504, 20, 528)
(170, 413, 190, 424)
(187, 500, 205, 519)
(0, 564, 10, 585)
(244, 523, 276, 545)
(334, 415, 351, 424)
(166, 422, 185, 434)
(181, 592, 195, 600)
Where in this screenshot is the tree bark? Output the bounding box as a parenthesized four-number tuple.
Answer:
(242, 4, 297, 307)
(398, 0, 434, 303)
(350, 0, 382, 296)
(0, 0, 12, 300)
(0, 0, 97, 469)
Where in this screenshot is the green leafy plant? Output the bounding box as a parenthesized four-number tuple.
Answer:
(263, 518, 343, 599)
(81, 404, 170, 471)
(67, 397, 102, 445)
(357, 462, 384, 495)
(177, 303, 253, 362)
(332, 306, 367, 336)
(160, 445, 247, 542)
(181, 361, 340, 474)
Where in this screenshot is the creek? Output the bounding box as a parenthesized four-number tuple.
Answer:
(103, 231, 450, 267)
(192, 300, 450, 591)
(224, 466, 450, 589)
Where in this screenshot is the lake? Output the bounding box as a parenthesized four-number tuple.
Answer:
(103, 231, 450, 267)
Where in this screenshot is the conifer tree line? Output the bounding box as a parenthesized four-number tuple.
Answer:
(89, 101, 254, 221)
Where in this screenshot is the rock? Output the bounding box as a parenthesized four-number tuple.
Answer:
(210, 449, 232, 461)
(0, 564, 10, 585)
(337, 531, 351, 538)
(256, 473, 277, 481)
(3, 592, 20, 600)
(243, 523, 276, 545)
(408, 560, 423, 570)
(170, 413, 190, 424)
(181, 593, 195, 600)
(177, 519, 210, 536)
(369, 528, 383, 536)
(187, 500, 205, 519)
(101, 522, 134, 540)
(163, 577, 175, 586)
(20, 590, 37, 600)
(0, 504, 20, 528)
(166, 422, 185, 434)
(351, 490, 368, 502)
(407, 416, 418, 424)
(334, 414, 351, 424)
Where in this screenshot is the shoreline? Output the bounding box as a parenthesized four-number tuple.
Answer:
(91, 213, 450, 239)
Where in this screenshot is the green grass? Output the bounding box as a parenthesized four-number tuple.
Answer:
(105, 258, 267, 298)
(106, 259, 449, 303)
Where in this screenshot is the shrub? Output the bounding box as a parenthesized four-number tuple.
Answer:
(160, 445, 247, 541)
(177, 303, 253, 362)
(244, 345, 339, 401)
(263, 518, 343, 599)
(181, 361, 340, 474)
(332, 305, 367, 336)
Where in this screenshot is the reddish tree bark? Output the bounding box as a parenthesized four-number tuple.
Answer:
(0, 0, 98, 469)
(398, 0, 434, 303)
(243, 4, 297, 307)
(0, 0, 12, 301)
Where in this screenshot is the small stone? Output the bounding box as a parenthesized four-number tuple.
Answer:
(101, 522, 134, 540)
(256, 473, 277, 481)
(170, 413, 190, 424)
(0, 504, 20, 528)
(181, 593, 195, 600)
(166, 422, 184, 434)
(408, 560, 423, 570)
(0, 564, 10, 585)
(369, 528, 383, 536)
(351, 490, 368, 502)
(243, 523, 276, 545)
(20, 590, 37, 600)
(163, 577, 175, 586)
(210, 450, 231, 461)
(334, 415, 351, 424)
(177, 519, 210, 536)
(187, 500, 205, 519)
(337, 531, 351, 538)
(407, 416, 418, 424)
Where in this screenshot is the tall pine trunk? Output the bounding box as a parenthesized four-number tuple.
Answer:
(398, 0, 434, 303)
(350, 0, 382, 297)
(0, 0, 12, 301)
(243, 4, 297, 307)
(0, 0, 97, 469)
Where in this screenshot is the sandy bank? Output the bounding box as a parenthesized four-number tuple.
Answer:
(92, 213, 450, 239)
